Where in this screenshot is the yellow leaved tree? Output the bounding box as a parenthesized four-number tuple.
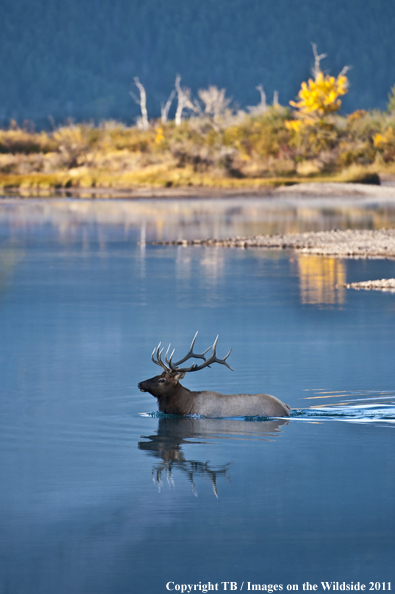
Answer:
(286, 45, 349, 132)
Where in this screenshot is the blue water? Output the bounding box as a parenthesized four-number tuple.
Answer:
(0, 199, 394, 594)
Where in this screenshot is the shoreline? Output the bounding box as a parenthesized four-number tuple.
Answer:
(0, 184, 275, 200)
(1, 181, 395, 201)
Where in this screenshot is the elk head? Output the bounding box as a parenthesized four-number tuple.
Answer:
(138, 332, 233, 401)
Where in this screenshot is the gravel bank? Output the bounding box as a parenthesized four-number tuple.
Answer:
(151, 228, 395, 259)
(340, 279, 395, 292)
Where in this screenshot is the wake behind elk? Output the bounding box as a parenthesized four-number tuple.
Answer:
(138, 333, 290, 418)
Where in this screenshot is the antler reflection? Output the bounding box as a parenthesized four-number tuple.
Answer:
(138, 416, 289, 498)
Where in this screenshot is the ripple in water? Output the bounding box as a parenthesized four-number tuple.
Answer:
(295, 389, 395, 425)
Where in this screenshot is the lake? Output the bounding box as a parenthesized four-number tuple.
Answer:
(0, 196, 394, 594)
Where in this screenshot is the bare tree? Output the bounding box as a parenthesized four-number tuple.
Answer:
(174, 75, 198, 126)
(311, 43, 349, 81)
(273, 90, 279, 106)
(311, 43, 327, 77)
(247, 84, 267, 115)
(160, 89, 176, 124)
(130, 77, 149, 130)
(256, 84, 267, 109)
(197, 86, 232, 125)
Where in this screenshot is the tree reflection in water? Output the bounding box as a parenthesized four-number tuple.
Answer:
(293, 254, 346, 305)
(138, 416, 289, 497)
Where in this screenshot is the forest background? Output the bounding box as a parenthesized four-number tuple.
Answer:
(1, 0, 395, 191)
(2, 0, 395, 124)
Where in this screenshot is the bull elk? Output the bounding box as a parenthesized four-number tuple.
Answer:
(138, 333, 291, 417)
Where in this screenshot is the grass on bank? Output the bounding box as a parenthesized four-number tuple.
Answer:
(0, 164, 385, 193)
(0, 107, 394, 192)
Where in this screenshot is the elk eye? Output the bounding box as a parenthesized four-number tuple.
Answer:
(158, 379, 165, 384)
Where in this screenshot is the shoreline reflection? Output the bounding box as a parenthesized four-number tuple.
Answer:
(3, 197, 395, 245)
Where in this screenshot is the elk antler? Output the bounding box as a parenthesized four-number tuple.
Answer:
(174, 335, 233, 373)
(166, 331, 211, 372)
(151, 332, 233, 375)
(151, 343, 172, 373)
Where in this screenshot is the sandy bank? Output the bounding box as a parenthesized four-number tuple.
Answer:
(274, 182, 395, 199)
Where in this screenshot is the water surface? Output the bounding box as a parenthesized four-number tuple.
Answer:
(0, 198, 394, 594)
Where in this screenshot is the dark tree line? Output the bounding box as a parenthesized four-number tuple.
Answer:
(1, 0, 395, 128)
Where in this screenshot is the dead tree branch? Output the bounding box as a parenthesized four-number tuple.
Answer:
(174, 75, 198, 126)
(160, 89, 176, 124)
(247, 84, 267, 115)
(130, 77, 149, 130)
(311, 43, 327, 77)
(197, 86, 232, 125)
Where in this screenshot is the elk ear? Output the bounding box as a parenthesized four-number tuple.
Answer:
(174, 371, 186, 382)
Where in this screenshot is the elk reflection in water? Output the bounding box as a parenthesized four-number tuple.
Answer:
(138, 416, 289, 497)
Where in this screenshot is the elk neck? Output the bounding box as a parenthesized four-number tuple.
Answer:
(158, 381, 197, 416)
